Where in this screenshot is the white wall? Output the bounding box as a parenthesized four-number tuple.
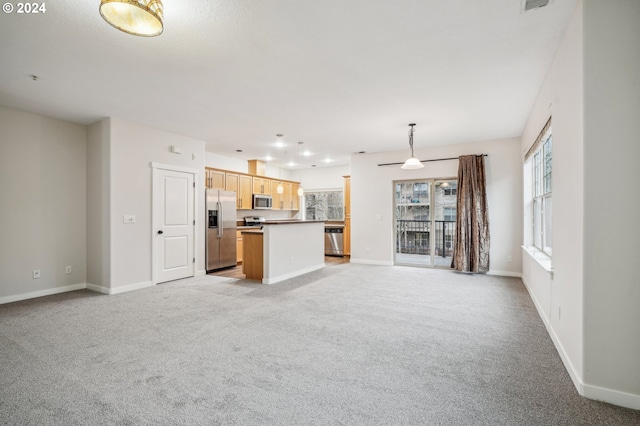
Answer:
(108, 118, 206, 289)
(205, 151, 295, 181)
(350, 138, 522, 275)
(0, 107, 87, 303)
(521, 0, 640, 409)
(299, 165, 351, 191)
(87, 119, 111, 289)
(582, 0, 640, 403)
(520, 0, 585, 394)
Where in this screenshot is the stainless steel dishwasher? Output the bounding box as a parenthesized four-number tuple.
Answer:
(324, 225, 344, 256)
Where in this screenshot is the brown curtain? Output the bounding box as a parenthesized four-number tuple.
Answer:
(451, 155, 490, 273)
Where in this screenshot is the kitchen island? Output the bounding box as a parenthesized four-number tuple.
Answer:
(242, 220, 324, 284)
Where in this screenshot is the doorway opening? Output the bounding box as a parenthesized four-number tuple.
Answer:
(394, 178, 457, 268)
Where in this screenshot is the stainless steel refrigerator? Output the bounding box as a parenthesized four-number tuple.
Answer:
(206, 189, 237, 271)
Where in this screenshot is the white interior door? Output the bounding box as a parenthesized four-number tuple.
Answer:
(154, 168, 195, 283)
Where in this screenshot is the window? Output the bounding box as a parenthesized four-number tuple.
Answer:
(530, 127, 552, 255)
(443, 207, 456, 222)
(444, 187, 457, 196)
(304, 191, 343, 220)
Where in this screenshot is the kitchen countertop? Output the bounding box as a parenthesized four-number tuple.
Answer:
(241, 229, 263, 234)
(262, 220, 324, 225)
(237, 225, 262, 230)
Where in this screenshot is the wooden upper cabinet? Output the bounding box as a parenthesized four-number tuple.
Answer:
(281, 182, 292, 210)
(225, 172, 239, 192)
(206, 169, 225, 189)
(271, 180, 283, 210)
(252, 177, 271, 195)
(239, 175, 253, 209)
(271, 181, 296, 210)
(291, 183, 300, 210)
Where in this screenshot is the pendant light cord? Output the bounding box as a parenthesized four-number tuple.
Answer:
(408, 123, 416, 156)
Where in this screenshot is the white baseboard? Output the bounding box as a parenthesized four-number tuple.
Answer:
(85, 283, 110, 295)
(521, 273, 640, 410)
(86, 281, 153, 295)
(262, 264, 325, 285)
(487, 270, 522, 278)
(195, 269, 206, 277)
(0, 283, 87, 305)
(349, 258, 393, 266)
(520, 274, 550, 329)
(583, 383, 640, 410)
(547, 319, 584, 398)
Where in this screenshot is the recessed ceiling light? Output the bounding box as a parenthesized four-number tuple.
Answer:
(302, 150, 311, 157)
(236, 149, 243, 152)
(265, 155, 273, 161)
(275, 133, 285, 148)
(324, 158, 332, 163)
(312, 165, 317, 167)
(358, 151, 366, 154)
(288, 161, 295, 167)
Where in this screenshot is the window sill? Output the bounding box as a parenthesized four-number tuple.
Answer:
(522, 245, 553, 274)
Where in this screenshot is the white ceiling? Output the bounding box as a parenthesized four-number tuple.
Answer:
(0, 0, 576, 169)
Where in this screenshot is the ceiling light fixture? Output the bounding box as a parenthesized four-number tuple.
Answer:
(99, 0, 164, 37)
(274, 133, 285, 148)
(401, 123, 424, 170)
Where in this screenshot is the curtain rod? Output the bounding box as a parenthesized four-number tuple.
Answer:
(377, 154, 488, 167)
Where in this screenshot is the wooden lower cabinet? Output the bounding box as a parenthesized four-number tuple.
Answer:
(242, 232, 263, 281)
(344, 176, 351, 256)
(236, 230, 243, 264)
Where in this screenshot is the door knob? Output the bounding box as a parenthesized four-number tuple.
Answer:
(157, 230, 163, 235)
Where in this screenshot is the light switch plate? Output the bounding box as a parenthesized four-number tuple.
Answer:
(123, 215, 136, 224)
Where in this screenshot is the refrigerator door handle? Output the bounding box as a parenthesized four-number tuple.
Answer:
(217, 201, 223, 238)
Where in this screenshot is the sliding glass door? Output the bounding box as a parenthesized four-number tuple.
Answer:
(394, 179, 457, 268)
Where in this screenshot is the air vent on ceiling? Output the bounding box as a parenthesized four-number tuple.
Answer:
(524, 0, 550, 12)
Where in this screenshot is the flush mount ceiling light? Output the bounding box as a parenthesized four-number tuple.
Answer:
(99, 0, 164, 37)
(401, 123, 424, 170)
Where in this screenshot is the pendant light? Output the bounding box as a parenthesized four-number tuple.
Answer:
(297, 142, 305, 196)
(99, 0, 164, 37)
(275, 133, 285, 194)
(401, 123, 424, 170)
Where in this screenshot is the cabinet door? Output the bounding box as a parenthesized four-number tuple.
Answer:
(344, 176, 351, 255)
(291, 183, 300, 210)
(226, 172, 240, 207)
(253, 177, 270, 194)
(208, 169, 225, 189)
(282, 182, 292, 210)
(271, 180, 283, 210)
(239, 175, 253, 209)
(236, 230, 243, 264)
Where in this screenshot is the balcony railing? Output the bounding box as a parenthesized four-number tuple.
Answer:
(396, 220, 456, 257)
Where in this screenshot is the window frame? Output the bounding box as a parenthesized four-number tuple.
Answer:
(531, 129, 552, 256)
(303, 189, 344, 221)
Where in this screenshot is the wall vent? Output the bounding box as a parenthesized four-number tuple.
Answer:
(523, 0, 550, 12)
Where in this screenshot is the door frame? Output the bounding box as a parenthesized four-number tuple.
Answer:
(151, 162, 200, 285)
(393, 177, 457, 268)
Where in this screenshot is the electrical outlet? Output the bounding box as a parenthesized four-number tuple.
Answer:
(65, 265, 72, 274)
(33, 269, 41, 279)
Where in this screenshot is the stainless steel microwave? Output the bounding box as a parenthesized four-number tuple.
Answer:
(253, 194, 272, 209)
